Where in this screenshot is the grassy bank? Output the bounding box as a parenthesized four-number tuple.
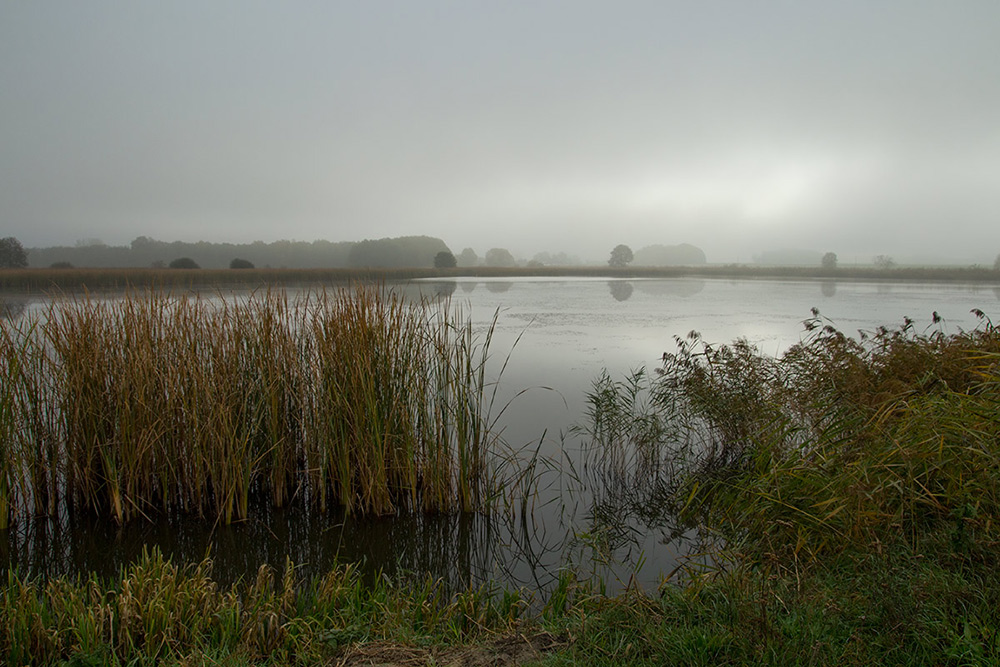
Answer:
(0, 287, 503, 526)
(549, 308, 1000, 664)
(2, 264, 998, 293)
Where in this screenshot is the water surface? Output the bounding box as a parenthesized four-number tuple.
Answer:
(3, 277, 998, 596)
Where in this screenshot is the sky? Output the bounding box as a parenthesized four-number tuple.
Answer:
(1, 2, 999, 264)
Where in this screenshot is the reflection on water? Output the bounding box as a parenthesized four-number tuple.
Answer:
(0, 295, 29, 320)
(485, 281, 513, 293)
(821, 280, 837, 298)
(608, 281, 633, 302)
(634, 279, 705, 298)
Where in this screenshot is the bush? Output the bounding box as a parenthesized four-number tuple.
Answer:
(168, 257, 200, 269)
(229, 257, 255, 269)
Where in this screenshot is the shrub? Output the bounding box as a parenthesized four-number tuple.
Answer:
(168, 257, 200, 269)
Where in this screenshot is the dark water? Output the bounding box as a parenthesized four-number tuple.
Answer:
(3, 277, 998, 595)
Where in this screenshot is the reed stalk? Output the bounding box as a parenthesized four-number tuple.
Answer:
(0, 285, 506, 526)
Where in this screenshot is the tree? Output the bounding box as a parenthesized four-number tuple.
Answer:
(484, 247, 516, 267)
(229, 258, 255, 269)
(873, 255, 895, 270)
(994, 253, 1000, 271)
(608, 244, 634, 268)
(457, 248, 479, 267)
(0, 237, 28, 269)
(433, 251, 457, 269)
(821, 252, 838, 269)
(169, 257, 200, 269)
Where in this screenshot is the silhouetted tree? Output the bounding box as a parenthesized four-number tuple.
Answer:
(873, 254, 895, 270)
(484, 247, 516, 267)
(994, 253, 1000, 271)
(457, 248, 479, 267)
(433, 251, 457, 269)
(169, 257, 200, 269)
(821, 252, 838, 269)
(0, 237, 28, 269)
(229, 258, 255, 269)
(608, 244, 634, 268)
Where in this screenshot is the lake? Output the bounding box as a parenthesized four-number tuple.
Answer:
(2, 276, 998, 597)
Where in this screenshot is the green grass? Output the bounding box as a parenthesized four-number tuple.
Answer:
(0, 547, 528, 666)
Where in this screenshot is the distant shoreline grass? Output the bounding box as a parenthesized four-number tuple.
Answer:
(1, 264, 998, 293)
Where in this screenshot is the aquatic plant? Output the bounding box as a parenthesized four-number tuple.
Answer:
(0, 286, 506, 525)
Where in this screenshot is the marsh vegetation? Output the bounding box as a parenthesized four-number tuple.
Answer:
(0, 286, 504, 528)
(2, 279, 1000, 664)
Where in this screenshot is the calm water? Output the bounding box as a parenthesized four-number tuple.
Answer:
(2, 277, 999, 596)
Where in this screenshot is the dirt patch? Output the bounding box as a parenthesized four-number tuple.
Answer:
(330, 631, 566, 666)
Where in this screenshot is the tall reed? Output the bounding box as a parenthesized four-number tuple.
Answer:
(0, 285, 505, 526)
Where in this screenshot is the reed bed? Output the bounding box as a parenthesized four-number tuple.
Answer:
(4, 264, 999, 294)
(0, 286, 504, 526)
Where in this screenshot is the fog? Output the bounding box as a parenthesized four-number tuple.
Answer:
(2, 2, 999, 264)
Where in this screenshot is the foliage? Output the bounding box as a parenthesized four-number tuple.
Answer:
(169, 257, 200, 269)
(434, 250, 457, 269)
(821, 251, 837, 269)
(26, 235, 456, 270)
(484, 247, 517, 267)
(348, 235, 451, 269)
(0, 548, 527, 666)
(571, 310, 1000, 663)
(0, 237, 28, 269)
(457, 247, 479, 267)
(229, 257, 255, 269)
(608, 244, 634, 268)
(873, 254, 896, 269)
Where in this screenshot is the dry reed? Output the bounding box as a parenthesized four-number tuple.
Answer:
(0, 285, 504, 526)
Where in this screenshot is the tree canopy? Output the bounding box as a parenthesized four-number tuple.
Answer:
(457, 248, 479, 267)
(0, 237, 28, 269)
(433, 251, 457, 269)
(821, 252, 838, 269)
(608, 244, 634, 268)
(169, 257, 200, 269)
(484, 248, 516, 267)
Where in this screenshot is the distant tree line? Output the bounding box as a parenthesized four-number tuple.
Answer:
(26, 235, 453, 270)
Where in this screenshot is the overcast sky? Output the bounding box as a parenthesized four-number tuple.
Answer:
(2, 2, 998, 264)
